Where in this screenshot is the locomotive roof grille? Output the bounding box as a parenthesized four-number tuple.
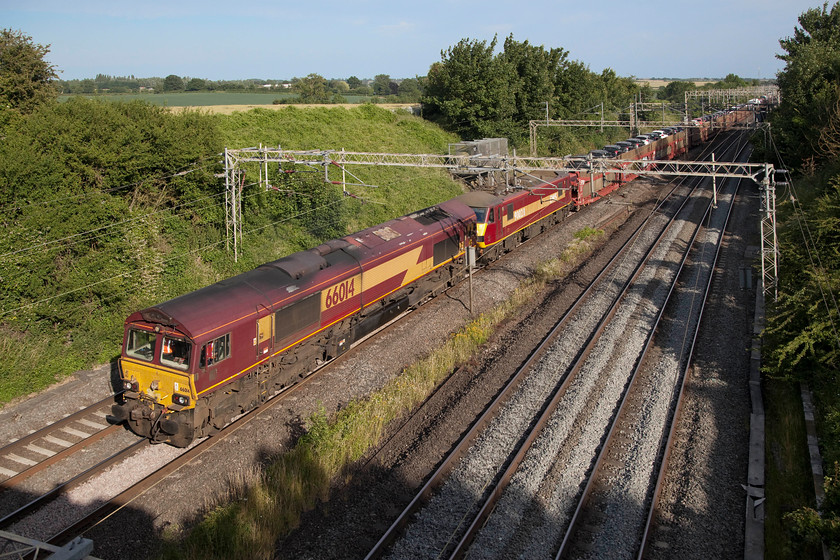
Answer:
(265, 251, 328, 280)
(310, 238, 351, 256)
(407, 206, 451, 225)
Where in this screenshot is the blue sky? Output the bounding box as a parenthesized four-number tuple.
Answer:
(1, 0, 825, 81)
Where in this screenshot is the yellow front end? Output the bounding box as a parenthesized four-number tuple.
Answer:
(475, 222, 489, 248)
(120, 358, 195, 410)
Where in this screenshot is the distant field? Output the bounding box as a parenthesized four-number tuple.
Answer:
(193, 103, 419, 115)
(58, 91, 377, 107)
(636, 79, 715, 88)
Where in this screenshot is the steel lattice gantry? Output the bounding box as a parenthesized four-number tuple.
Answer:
(684, 85, 780, 107)
(526, 104, 767, 157)
(222, 147, 779, 297)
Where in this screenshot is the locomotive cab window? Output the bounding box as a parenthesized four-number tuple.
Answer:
(126, 329, 156, 362)
(160, 336, 192, 371)
(472, 207, 491, 223)
(506, 204, 514, 221)
(201, 333, 231, 368)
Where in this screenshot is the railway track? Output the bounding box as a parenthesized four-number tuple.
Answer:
(364, 133, 748, 559)
(1, 376, 316, 546)
(0, 395, 124, 492)
(557, 137, 752, 559)
(0, 132, 752, 557)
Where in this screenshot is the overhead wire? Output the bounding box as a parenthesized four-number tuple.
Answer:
(1, 190, 229, 260)
(2, 165, 356, 316)
(0, 196, 354, 319)
(1, 171, 354, 262)
(86, 206, 354, 315)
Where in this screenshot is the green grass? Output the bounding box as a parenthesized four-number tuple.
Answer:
(765, 378, 824, 560)
(159, 228, 604, 560)
(214, 105, 464, 230)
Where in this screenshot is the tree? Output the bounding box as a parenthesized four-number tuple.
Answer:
(772, 2, 840, 167)
(421, 36, 514, 139)
(79, 79, 96, 94)
(347, 76, 361, 90)
(328, 79, 349, 93)
(372, 74, 392, 96)
(422, 34, 633, 144)
(163, 74, 185, 92)
(0, 28, 58, 116)
(552, 59, 600, 118)
(293, 73, 329, 103)
(397, 77, 422, 100)
(596, 68, 639, 110)
(498, 36, 567, 125)
(657, 80, 696, 104)
(185, 78, 206, 91)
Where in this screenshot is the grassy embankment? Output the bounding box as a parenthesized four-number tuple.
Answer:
(159, 227, 605, 560)
(765, 379, 824, 559)
(0, 105, 460, 406)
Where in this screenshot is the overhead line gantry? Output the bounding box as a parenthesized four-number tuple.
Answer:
(223, 145, 780, 298)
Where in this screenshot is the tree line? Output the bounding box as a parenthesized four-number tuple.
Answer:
(654, 73, 768, 104)
(56, 72, 424, 102)
(5, 15, 840, 552)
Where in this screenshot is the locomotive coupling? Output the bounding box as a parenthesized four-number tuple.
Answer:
(110, 401, 137, 422)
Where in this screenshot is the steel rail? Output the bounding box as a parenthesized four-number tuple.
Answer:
(636, 148, 749, 560)
(41, 271, 462, 548)
(555, 138, 750, 559)
(0, 394, 123, 490)
(0, 439, 149, 530)
(447, 157, 716, 560)
(0, 394, 120, 455)
(555, 190, 713, 560)
(443, 133, 745, 559)
(43, 362, 329, 547)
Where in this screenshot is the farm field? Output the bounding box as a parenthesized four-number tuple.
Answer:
(59, 91, 379, 108)
(635, 79, 715, 88)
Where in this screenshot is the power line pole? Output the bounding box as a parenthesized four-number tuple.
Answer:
(760, 163, 779, 300)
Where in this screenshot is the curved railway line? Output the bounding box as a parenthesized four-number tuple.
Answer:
(558, 138, 752, 560)
(0, 274, 471, 551)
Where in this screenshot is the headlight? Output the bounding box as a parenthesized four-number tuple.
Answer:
(172, 394, 190, 406)
(123, 378, 139, 392)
